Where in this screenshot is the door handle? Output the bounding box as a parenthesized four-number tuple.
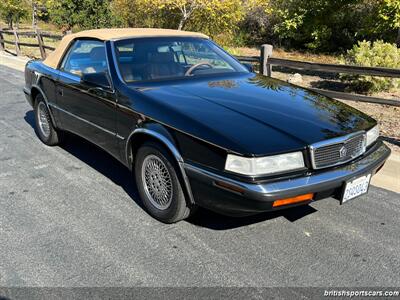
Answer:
(58, 88, 63, 96)
(88, 86, 114, 94)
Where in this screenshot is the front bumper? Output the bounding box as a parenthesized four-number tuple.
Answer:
(184, 141, 391, 215)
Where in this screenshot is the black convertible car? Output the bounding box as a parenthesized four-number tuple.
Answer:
(24, 28, 390, 223)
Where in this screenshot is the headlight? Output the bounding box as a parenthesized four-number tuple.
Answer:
(225, 152, 305, 176)
(366, 125, 379, 147)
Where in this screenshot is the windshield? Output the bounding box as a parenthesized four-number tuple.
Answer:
(113, 37, 248, 82)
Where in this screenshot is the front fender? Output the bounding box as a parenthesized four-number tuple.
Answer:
(125, 122, 195, 204)
(125, 122, 181, 167)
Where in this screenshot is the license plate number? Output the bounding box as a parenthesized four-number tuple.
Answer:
(342, 174, 371, 204)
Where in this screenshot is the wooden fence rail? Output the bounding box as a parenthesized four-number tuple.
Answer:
(0, 30, 398, 107)
(235, 44, 400, 107)
(0, 27, 62, 59)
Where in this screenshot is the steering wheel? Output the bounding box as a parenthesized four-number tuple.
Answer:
(185, 62, 213, 76)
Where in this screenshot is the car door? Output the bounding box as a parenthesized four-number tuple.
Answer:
(55, 39, 120, 158)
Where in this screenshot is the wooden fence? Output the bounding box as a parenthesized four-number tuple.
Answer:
(236, 44, 400, 107)
(0, 28, 62, 59)
(0, 30, 399, 107)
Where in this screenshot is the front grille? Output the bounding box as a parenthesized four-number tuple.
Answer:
(310, 133, 366, 169)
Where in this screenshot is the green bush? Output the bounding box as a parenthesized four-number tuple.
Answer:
(341, 40, 400, 93)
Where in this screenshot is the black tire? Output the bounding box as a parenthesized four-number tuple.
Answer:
(34, 94, 62, 146)
(135, 141, 193, 223)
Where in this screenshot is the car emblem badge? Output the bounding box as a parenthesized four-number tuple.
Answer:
(339, 145, 347, 158)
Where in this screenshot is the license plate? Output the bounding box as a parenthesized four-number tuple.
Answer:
(342, 174, 371, 204)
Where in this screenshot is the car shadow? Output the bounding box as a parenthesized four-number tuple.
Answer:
(187, 205, 317, 230)
(24, 110, 143, 211)
(24, 110, 318, 230)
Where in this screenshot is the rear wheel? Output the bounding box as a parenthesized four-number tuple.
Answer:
(34, 94, 62, 146)
(135, 141, 193, 223)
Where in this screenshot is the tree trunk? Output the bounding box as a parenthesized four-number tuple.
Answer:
(397, 27, 400, 48)
(32, 2, 38, 29)
(178, 18, 185, 30)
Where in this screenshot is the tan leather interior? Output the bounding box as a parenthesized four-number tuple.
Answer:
(146, 52, 184, 79)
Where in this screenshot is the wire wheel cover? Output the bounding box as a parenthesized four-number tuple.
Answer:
(37, 102, 51, 138)
(141, 154, 173, 210)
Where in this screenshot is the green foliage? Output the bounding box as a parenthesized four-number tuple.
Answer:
(341, 40, 400, 93)
(2, 0, 400, 58)
(112, 0, 244, 40)
(268, 0, 369, 51)
(239, 0, 400, 52)
(378, 0, 400, 29)
(0, 0, 29, 28)
(47, 0, 115, 31)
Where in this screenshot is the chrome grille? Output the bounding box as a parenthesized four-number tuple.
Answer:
(310, 132, 366, 169)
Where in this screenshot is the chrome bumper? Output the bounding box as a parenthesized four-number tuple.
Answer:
(184, 141, 390, 214)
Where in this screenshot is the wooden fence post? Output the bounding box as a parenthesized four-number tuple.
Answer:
(36, 29, 46, 59)
(0, 26, 4, 51)
(13, 28, 21, 56)
(260, 44, 273, 77)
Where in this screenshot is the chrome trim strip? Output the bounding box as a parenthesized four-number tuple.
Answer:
(110, 35, 209, 42)
(185, 142, 390, 196)
(127, 128, 183, 162)
(48, 103, 118, 137)
(309, 131, 366, 170)
(116, 134, 125, 140)
(127, 128, 195, 204)
(117, 104, 239, 155)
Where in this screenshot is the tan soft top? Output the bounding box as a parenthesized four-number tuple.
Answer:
(43, 28, 209, 69)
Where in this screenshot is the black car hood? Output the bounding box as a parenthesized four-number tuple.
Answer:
(132, 73, 375, 156)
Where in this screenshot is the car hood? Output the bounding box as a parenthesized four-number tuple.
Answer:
(132, 73, 375, 156)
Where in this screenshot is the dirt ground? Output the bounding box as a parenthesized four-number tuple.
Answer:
(340, 101, 400, 153)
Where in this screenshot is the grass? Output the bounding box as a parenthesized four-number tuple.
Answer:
(1, 22, 61, 59)
(228, 47, 340, 64)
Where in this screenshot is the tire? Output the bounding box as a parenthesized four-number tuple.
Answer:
(135, 141, 193, 223)
(34, 94, 62, 146)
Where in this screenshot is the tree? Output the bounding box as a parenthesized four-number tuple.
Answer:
(112, 0, 244, 39)
(30, 0, 49, 29)
(262, 0, 381, 52)
(110, 0, 158, 28)
(0, 0, 29, 29)
(185, 0, 244, 37)
(159, 0, 205, 30)
(47, 0, 115, 32)
(377, 0, 400, 47)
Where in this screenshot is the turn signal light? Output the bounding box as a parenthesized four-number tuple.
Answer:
(272, 193, 314, 207)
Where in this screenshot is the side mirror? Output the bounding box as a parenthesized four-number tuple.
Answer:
(81, 72, 111, 89)
(242, 63, 254, 73)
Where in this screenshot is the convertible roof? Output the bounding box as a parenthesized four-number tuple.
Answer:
(43, 28, 209, 69)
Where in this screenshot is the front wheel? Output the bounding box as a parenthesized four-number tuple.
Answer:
(135, 142, 193, 223)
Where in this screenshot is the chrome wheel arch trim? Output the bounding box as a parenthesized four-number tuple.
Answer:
(127, 128, 195, 204)
(30, 84, 58, 127)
